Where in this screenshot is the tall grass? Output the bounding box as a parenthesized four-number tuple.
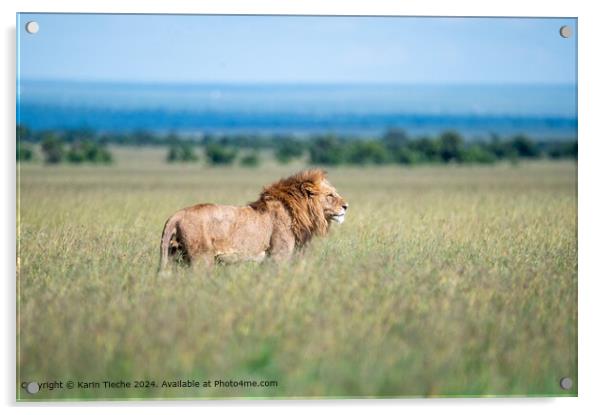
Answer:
(17, 148, 577, 400)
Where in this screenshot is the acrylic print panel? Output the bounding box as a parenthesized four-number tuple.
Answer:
(16, 13, 577, 401)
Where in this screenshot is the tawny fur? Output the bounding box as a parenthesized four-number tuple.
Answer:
(158, 169, 347, 273)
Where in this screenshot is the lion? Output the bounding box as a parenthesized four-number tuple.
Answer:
(158, 169, 348, 272)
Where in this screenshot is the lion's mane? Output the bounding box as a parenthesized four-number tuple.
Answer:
(250, 169, 329, 246)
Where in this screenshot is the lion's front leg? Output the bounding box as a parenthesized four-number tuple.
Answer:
(188, 254, 215, 273)
(268, 231, 295, 262)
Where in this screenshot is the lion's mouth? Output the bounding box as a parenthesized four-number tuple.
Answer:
(331, 213, 345, 224)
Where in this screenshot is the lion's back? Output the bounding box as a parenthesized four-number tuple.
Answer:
(176, 203, 272, 256)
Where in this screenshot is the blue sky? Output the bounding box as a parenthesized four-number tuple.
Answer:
(17, 14, 576, 84)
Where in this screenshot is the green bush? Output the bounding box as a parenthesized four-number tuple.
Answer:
(460, 144, 497, 164)
(275, 138, 305, 164)
(510, 135, 540, 158)
(547, 141, 577, 159)
(17, 142, 34, 162)
(408, 137, 441, 163)
(394, 147, 423, 165)
(67, 141, 113, 164)
(240, 152, 260, 167)
(167, 142, 199, 163)
(67, 147, 86, 163)
(438, 131, 464, 163)
(486, 135, 517, 160)
(205, 143, 238, 165)
(346, 140, 389, 165)
(41, 134, 65, 164)
(383, 128, 409, 152)
(91, 147, 113, 164)
(309, 136, 346, 165)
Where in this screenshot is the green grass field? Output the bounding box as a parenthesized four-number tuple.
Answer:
(17, 148, 577, 400)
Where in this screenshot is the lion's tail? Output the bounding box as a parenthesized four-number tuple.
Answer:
(158, 215, 179, 275)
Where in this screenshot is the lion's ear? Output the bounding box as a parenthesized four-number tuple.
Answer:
(301, 182, 318, 197)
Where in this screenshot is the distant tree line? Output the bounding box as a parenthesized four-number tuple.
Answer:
(166, 128, 577, 167)
(17, 124, 576, 166)
(307, 129, 572, 166)
(18, 125, 112, 164)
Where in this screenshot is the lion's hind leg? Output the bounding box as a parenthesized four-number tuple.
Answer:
(158, 216, 191, 276)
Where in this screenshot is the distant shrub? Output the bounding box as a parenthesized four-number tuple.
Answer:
(166, 147, 178, 162)
(205, 143, 238, 165)
(240, 152, 260, 167)
(547, 140, 577, 159)
(460, 144, 497, 164)
(84, 141, 112, 164)
(438, 131, 464, 163)
(67, 140, 113, 164)
(167, 142, 199, 163)
(41, 134, 65, 164)
(275, 138, 305, 164)
(309, 136, 346, 165)
(408, 137, 441, 163)
(383, 128, 410, 152)
(510, 135, 540, 158)
(66, 147, 86, 163)
(394, 147, 423, 165)
(346, 140, 389, 165)
(486, 135, 518, 160)
(17, 142, 34, 162)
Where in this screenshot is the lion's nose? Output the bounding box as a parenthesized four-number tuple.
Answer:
(342, 203, 349, 210)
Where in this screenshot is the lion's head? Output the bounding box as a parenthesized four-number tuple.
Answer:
(251, 169, 348, 245)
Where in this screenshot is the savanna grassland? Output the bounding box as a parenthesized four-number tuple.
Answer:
(17, 147, 577, 400)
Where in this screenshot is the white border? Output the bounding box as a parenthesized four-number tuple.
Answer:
(2, 1, 601, 414)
